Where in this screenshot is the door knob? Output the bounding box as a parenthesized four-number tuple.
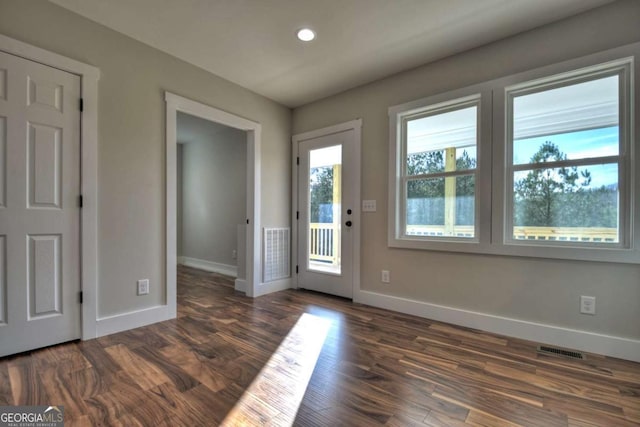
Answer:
(345, 220, 352, 227)
(347, 209, 352, 215)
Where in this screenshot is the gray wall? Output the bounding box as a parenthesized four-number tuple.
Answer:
(292, 0, 640, 340)
(178, 112, 247, 267)
(0, 0, 291, 317)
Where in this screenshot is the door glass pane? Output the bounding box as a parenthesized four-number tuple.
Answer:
(308, 144, 341, 274)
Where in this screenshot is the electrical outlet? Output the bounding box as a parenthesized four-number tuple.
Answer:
(362, 200, 377, 212)
(232, 250, 237, 259)
(381, 270, 390, 283)
(137, 279, 150, 296)
(580, 295, 595, 315)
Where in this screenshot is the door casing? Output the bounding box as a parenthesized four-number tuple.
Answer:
(165, 92, 262, 304)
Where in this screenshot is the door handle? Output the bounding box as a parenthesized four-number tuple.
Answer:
(345, 220, 352, 227)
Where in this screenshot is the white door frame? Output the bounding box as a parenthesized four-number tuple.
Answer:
(165, 92, 261, 306)
(291, 119, 361, 297)
(0, 34, 100, 339)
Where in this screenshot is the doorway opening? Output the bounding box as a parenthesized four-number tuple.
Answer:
(166, 93, 261, 317)
(177, 112, 247, 285)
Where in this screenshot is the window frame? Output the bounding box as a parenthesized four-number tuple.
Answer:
(400, 95, 482, 243)
(389, 42, 639, 263)
(503, 63, 631, 250)
(388, 85, 493, 253)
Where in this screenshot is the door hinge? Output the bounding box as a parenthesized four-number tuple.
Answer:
(296, 211, 299, 220)
(79, 98, 84, 112)
(79, 291, 83, 304)
(296, 156, 299, 165)
(78, 195, 83, 208)
(246, 219, 249, 224)
(296, 265, 299, 274)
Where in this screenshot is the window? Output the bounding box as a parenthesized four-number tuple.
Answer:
(506, 73, 626, 247)
(389, 45, 638, 263)
(403, 97, 479, 240)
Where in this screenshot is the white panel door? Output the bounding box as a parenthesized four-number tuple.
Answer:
(0, 50, 81, 357)
(297, 129, 356, 298)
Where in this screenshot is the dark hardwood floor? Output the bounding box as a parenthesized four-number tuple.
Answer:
(1, 265, 639, 426)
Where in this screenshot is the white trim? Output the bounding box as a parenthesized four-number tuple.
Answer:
(255, 278, 292, 297)
(355, 290, 640, 363)
(291, 119, 362, 298)
(166, 92, 261, 306)
(0, 34, 100, 81)
(388, 41, 640, 264)
(179, 256, 238, 277)
(0, 34, 101, 340)
(96, 306, 169, 337)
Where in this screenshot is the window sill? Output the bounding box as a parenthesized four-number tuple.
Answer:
(388, 236, 640, 264)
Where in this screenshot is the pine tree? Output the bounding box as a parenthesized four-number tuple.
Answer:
(514, 141, 591, 227)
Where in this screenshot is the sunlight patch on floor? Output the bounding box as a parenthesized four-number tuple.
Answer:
(221, 312, 332, 426)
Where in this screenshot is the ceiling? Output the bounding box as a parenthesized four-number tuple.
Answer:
(49, 0, 615, 108)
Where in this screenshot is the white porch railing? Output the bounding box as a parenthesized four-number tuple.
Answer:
(405, 225, 617, 242)
(309, 223, 339, 264)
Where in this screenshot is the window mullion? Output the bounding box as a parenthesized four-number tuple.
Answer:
(511, 155, 620, 172)
(406, 169, 477, 180)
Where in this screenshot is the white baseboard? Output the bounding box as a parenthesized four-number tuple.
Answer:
(235, 278, 247, 293)
(255, 278, 291, 297)
(96, 305, 172, 337)
(355, 290, 640, 363)
(179, 256, 237, 278)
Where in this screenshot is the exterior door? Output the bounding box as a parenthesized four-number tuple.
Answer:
(0, 50, 81, 357)
(296, 129, 357, 299)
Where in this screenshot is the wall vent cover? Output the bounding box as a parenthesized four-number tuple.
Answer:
(537, 345, 585, 360)
(263, 227, 290, 283)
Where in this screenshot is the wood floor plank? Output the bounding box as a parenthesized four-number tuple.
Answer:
(0, 264, 638, 426)
(621, 396, 640, 423)
(82, 371, 147, 424)
(543, 392, 639, 427)
(423, 409, 471, 427)
(160, 345, 231, 392)
(429, 323, 509, 346)
(77, 339, 122, 377)
(131, 345, 200, 392)
(0, 363, 12, 405)
(465, 410, 523, 427)
(68, 367, 114, 400)
(104, 344, 171, 391)
(40, 367, 89, 422)
(7, 361, 48, 405)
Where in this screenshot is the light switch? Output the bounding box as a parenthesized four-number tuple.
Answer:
(362, 200, 377, 212)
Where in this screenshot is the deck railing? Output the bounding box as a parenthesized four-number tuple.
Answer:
(406, 225, 474, 238)
(512, 226, 617, 243)
(405, 225, 617, 243)
(309, 224, 618, 267)
(309, 223, 340, 263)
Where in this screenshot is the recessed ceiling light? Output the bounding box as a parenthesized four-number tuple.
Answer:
(296, 28, 316, 42)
